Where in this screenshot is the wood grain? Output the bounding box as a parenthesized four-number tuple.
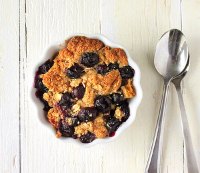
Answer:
(1, 0, 200, 172)
(20, 1, 103, 173)
(0, 0, 19, 173)
(182, 0, 200, 171)
(19, 0, 184, 173)
(101, 0, 183, 172)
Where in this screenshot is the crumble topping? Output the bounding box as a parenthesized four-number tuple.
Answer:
(74, 122, 94, 137)
(93, 115, 108, 138)
(47, 107, 62, 128)
(43, 91, 62, 107)
(121, 79, 136, 98)
(35, 36, 136, 143)
(114, 107, 124, 121)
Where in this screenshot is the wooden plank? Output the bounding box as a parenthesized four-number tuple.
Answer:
(101, 0, 183, 173)
(20, 1, 103, 173)
(0, 0, 20, 173)
(19, 0, 187, 172)
(182, 0, 200, 171)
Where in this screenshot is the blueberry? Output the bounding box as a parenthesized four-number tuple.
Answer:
(106, 117, 121, 133)
(72, 134, 78, 139)
(35, 77, 48, 93)
(80, 52, 99, 67)
(62, 110, 71, 117)
(94, 96, 111, 113)
(109, 132, 116, 137)
(103, 110, 115, 122)
(78, 107, 97, 122)
(110, 93, 124, 104)
(35, 90, 44, 100)
(70, 117, 80, 126)
(109, 109, 115, 117)
(58, 93, 73, 110)
(96, 64, 109, 75)
(108, 63, 119, 70)
(121, 79, 128, 86)
(43, 100, 51, 112)
(38, 59, 53, 74)
(119, 66, 135, 79)
(79, 132, 96, 143)
(72, 84, 85, 99)
(120, 101, 130, 122)
(66, 63, 84, 79)
(58, 119, 74, 137)
(35, 90, 51, 111)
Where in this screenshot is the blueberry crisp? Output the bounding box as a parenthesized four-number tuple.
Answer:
(35, 36, 136, 143)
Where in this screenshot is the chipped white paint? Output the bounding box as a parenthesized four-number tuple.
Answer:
(0, 0, 200, 173)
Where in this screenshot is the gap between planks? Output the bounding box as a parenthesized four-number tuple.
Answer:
(19, 0, 27, 172)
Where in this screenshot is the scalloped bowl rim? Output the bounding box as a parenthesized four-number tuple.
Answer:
(33, 34, 143, 147)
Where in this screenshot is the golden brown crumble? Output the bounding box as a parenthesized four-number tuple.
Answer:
(74, 122, 94, 137)
(42, 65, 71, 93)
(47, 107, 62, 129)
(35, 36, 136, 143)
(93, 115, 108, 138)
(66, 36, 104, 55)
(114, 107, 124, 121)
(99, 46, 128, 67)
(121, 79, 136, 98)
(70, 101, 81, 116)
(81, 82, 96, 107)
(43, 91, 62, 107)
(97, 70, 122, 95)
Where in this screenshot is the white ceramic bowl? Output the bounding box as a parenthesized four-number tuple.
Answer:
(33, 34, 143, 147)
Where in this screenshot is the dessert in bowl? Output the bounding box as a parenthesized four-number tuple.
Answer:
(34, 34, 142, 146)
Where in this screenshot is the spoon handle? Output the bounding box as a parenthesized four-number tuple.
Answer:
(145, 80, 170, 173)
(174, 83, 199, 173)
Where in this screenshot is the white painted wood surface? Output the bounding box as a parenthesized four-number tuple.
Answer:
(0, 0, 20, 173)
(0, 0, 200, 172)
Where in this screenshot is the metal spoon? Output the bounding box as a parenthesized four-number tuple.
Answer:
(145, 29, 188, 173)
(172, 57, 199, 173)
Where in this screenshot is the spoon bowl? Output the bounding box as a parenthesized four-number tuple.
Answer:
(172, 55, 190, 84)
(154, 29, 188, 80)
